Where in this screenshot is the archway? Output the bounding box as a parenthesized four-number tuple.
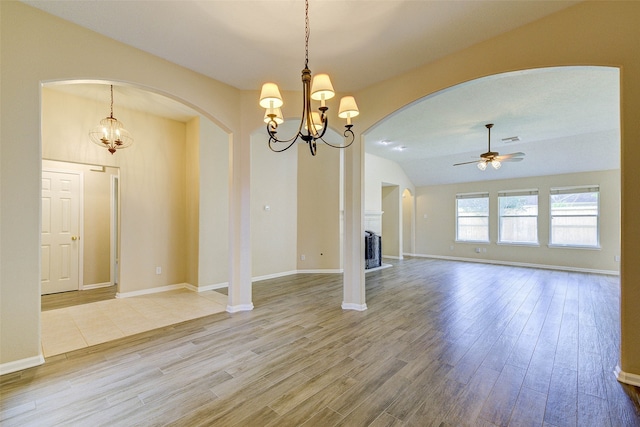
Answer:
(39, 81, 232, 355)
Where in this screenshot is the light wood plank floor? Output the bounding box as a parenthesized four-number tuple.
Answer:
(2, 258, 639, 426)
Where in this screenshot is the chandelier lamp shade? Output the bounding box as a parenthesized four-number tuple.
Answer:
(89, 85, 134, 154)
(259, 0, 359, 156)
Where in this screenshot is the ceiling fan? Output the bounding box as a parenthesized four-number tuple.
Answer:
(454, 123, 525, 170)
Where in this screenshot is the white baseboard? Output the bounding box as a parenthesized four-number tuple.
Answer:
(296, 269, 343, 274)
(226, 303, 254, 313)
(365, 263, 393, 273)
(342, 302, 368, 311)
(82, 282, 112, 290)
(410, 253, 619, 276)
(185, 282, 229, 292)
(615, 365, 640, 387)
(116, 283, 188, 299)
(0, 354, 45, 376)
(382, 255, 403, 260)
(252, 270, 299, 282)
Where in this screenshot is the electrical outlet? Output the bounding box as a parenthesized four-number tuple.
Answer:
(482, 248, 487, 253)
(300, 254, 305, 261)
(475, 248, 481, 253)
(615, 255, 620, 262)
(155, 266, 162, 275)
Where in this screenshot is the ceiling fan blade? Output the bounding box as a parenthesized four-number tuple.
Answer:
(496, 152, 525, 160)
(453, 160, 481, 166)
(500, 157, 524, 162)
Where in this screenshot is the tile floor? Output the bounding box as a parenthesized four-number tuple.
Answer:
(41, 289, 228, 357)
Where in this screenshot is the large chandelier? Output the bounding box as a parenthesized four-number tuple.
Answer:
(259, 0, 359, 156)
(89, 85, 133, 155)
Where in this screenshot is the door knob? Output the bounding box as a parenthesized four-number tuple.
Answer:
(71, 236, 79, 241)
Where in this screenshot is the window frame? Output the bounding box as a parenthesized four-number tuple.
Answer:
(549, 185, 600, 249)
(455, 192, 490, 243)
(497, 189, 540, 246)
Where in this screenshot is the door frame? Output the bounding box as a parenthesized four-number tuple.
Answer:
(110, 174, 119, 289)
(42, 167, 84, 293)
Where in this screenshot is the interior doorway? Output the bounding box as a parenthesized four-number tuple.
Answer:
(41, 160, 120, 302)
(381, 183, 401, 259)
(402, 188, 414, 256)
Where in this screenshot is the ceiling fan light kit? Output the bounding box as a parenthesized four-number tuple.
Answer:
(258, 0, 359, 156)
(454, 123, 525, 170)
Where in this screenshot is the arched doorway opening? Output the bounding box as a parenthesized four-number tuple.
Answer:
(39, 81, 231, 356)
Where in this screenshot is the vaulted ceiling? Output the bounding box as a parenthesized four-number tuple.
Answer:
(32, 1, 619, 186)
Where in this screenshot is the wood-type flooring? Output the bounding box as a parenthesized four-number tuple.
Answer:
(41, 285, 117, 311)
(2, 258, 639, 426)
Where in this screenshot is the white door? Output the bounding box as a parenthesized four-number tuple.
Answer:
(42, 170, 81, 295)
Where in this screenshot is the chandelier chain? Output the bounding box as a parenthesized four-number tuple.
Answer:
(110, 85, 114, 118)
(304, 0, 309, 69)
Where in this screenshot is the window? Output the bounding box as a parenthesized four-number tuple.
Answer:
(456, 193, 489, 242)
(550, 186, 599, 247)
(498, 190, 538, 244)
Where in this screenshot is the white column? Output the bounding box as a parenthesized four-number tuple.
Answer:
(227, 133, 253, 312)
(342, 134, 367, 311)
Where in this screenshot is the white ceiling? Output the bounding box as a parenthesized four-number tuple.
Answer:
(23, 0, 579, 92)
(32, 1, 620, 186)
(366, 67, 620, 186)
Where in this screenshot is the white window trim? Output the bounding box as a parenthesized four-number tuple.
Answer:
(497, 189, 539, 245)
(455, 192, 490, 243)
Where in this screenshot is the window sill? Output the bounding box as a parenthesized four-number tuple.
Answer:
(497, 242, 540, 247)
(548, 244, 601, 250)
(455, 240, 490, 244)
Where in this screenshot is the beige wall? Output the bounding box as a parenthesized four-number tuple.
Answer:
(250, 124, 298, 278)
(402, 189, 415, 255)
(381, 185, 401, 258)
(185, 118, 200, 286)
(198, 117, 230, 288)
(414, 170, 620, 273)
(297, 141, 342, 271)
(364, 153, 415, 212)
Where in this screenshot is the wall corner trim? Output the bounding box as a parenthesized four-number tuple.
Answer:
(342, 302, 368, 311)
(226, 303, 254, 313)
(615, 365, 640, 387)
(0, 354, 45, 376)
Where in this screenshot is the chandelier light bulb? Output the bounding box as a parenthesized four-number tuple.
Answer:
(492, 160, 502, 169)
(264, 107, 284, 125)
(477, 161, 487, 171)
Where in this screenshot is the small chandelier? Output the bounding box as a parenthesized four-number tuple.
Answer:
(259, 0, 359, 156)
(89, 85, 133, 154)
